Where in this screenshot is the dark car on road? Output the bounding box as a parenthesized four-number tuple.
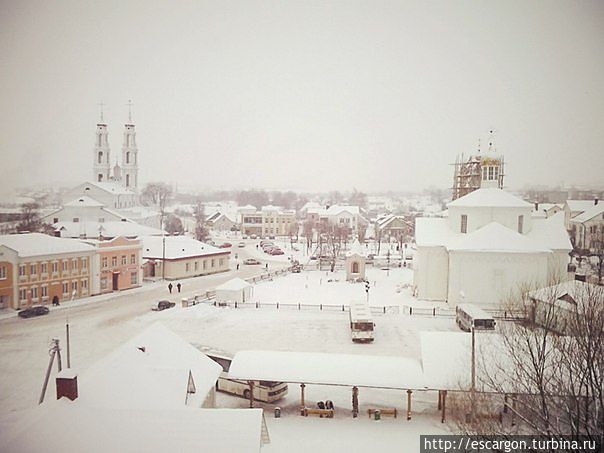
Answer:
(244, 258, 261, 265)
(18, 305, 50, 319)
(153, 300, 176, 311)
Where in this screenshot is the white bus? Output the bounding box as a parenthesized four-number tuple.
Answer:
(206, 352, 288, 403)
(456, 303, 496, 332)
(349, 301, 375, 343)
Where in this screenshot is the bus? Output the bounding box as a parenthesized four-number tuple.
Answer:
(349, 301, 375, 343)
(205, 352, 288, 403)
(455, 303, 496, 332)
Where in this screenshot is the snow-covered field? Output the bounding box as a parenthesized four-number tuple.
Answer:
(0, 265, 458, 452)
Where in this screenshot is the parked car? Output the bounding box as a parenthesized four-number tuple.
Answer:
(244, 258, 261, 265)
(250, 234, 257, 239)
(260, 240, 273, 247)
(270, 249, 284, 255)
(219, 242, 232, 248)
(268, 235, 276, 240)
(242, 235, 248, 239)
(238, 242, 245, 248)
(18, 305, 50, 319)
(153, 300, 176, 311)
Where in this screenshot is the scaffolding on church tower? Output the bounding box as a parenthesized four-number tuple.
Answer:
(451, 132, 505, 200)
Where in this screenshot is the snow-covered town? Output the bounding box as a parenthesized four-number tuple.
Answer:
(1, 2, 603, 453)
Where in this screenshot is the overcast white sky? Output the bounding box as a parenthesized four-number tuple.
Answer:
(1, 0, 603, 195)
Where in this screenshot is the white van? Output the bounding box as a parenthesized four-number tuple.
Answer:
(206, 352, 288, 403)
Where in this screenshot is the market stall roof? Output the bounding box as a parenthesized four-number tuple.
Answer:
(228, 350, 426, 390)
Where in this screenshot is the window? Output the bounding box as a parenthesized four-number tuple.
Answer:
(81, 257, 87, 271)
(203, 260, 207, 270)
(71, 281, 78, 293)
(30, 264, 37, 275)
(488, 167, 494, 180)
(98, 174, 103, 182)
(81, 279, 88, 292)
(19, 289, 27, 301)
(101, 278, 107, 290)
(98, 151, 103, 164)
(52, 262, 58, 273)
(482, 167, 488, 180)
(126, 151, 130, 164)
(131, 272, 138, 285)
(102, 257, 108, 268)
(494, 167, 499, 180)
(41, 263, 47, 274)
(518, 215, 524, 234)
(121, 255, 127, 265)
(62, 260, 68, 272)
(41, 286, 48, 298)
(186, 263, 190, 272)
(31, 287, 38, 300)
(73, 218, 79, 223)
(130, 254, 136, 265)
(460, 215, 468, 234)
(72, 258, 78, 271)
(211, 259, 215, 268)
(19, 265, 26, 277)
(126, 174, 130, 187)
(219, 258, 224, 267)
(0, 266, 6, 280)
(194, 261, 198, 271)
(112, 256, 117, 267)
(62, 282, 69, 295)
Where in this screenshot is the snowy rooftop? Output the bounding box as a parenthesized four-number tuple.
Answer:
(566, 199, 597, 214)
(447, 188, 532, 209)
(570, 202, 604, 223)
(55, 221, 164, 239)
(527, 212, 572, 250)
(528, 280, 604, 307)
(3, 402, 263, 453)
(141, 235, 229, 260)
(78, 322, 222, 410)
(63, 196, 105, 207)
(216, 277, 252, 291)
(448, 222, 552, 253)
(0, 232, 96, 257)
(228, 350, 426, 390)
(414, 218, 453, 247)
(85, 181, 137, 195)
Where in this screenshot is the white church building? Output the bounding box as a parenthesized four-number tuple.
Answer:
(413, 188, 572, 307)
(64, 105, 140, 209)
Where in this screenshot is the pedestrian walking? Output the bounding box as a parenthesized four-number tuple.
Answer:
(177, 282, 182, 293)
(265, 263, 269, 270)
(168, 283, 173, 293)
(236, 263, 240, 270)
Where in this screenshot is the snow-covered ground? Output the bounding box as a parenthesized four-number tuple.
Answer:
(0, 264, 458, 451)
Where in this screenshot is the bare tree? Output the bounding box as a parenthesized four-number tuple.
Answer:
(303, 220, 314, 253)
(193, 198, 210, 242)
(164, 214, 184, 235)
(17, 202, 42, 232)
(454, 279, 604, 449)
(141, 182, 172, 229)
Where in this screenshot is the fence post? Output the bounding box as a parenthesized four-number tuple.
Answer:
(409, 307, 412, 315)
(277, 302, 279, 309)
(342, 305, 344, 312)
(433, 307, 436, 316)
(298, 302, 300, 310)
(235, 301, 238, 309)
(383, 306, 386, 314)
(320, 304, 322, 311)
(256, 301, 258, 309)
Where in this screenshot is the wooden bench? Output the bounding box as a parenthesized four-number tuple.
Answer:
(367, 408, 398, 418)
(302, 407, 334, 418)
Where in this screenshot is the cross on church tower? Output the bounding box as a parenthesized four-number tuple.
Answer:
(126, 99, 133, 123)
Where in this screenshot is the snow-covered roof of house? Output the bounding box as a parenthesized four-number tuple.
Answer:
(448, 222, 551, 253)
(570, 202, 604, 224)
(116, 206, 160, 219)
(215, 278, 252, 291)
(0, 233, 96, 257)
(527, 212, 572, 251)
(78, 322, 222, 410)
(301, 201, 322, 211)
(228, 350, 426, 389)
(64, 196, 105, 207)
(447, 188, 532, 209)
(565, 199, 597, 214)
(55, 221, 165, 239)
(528, 281, 603, 310)
(326, 205, 360, 216)
(237, 204, 257, 211)
(2, 404, 264, 453)
(141, 235, 228, 260)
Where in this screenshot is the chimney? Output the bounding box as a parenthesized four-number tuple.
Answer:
(595, 197, 599, 206)
(56, 369, 78, 401)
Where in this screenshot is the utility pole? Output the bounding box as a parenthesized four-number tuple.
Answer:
(66, 320, 71, 369)
(471, 326, 476, 423)
(39, 339, 62, 404)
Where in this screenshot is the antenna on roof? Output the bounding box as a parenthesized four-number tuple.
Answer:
(126, 99, 134, 123)
(98, 101, 105, 123)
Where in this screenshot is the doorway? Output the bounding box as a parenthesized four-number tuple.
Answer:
(112, 272, 119, 291)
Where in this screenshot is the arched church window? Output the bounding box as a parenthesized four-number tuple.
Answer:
(352, 262, 359, 273)
(98, 152, 103, 164)
(126, 152, 130, 164)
